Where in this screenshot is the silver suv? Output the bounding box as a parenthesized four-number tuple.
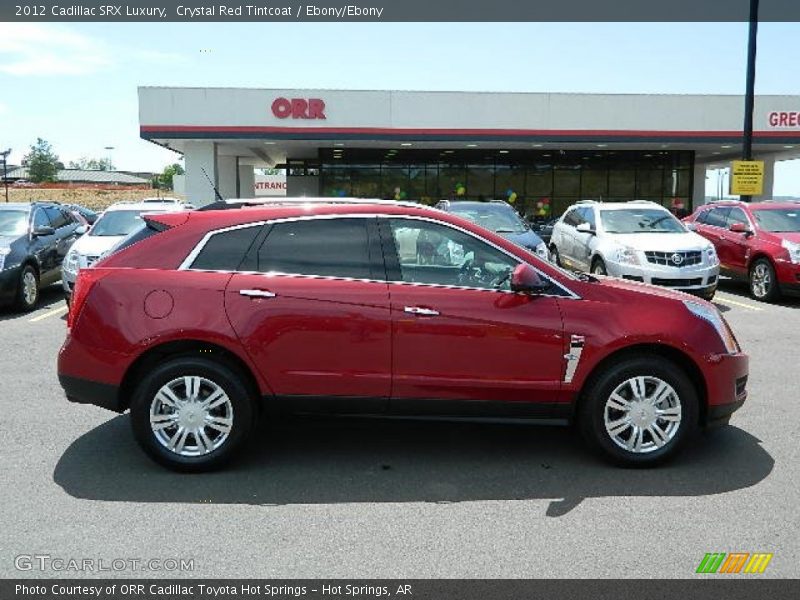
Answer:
(550, 200, 720, 300)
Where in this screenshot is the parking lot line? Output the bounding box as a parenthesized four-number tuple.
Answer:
(28, 305, 68, 323)
(714, 295, 764, 312)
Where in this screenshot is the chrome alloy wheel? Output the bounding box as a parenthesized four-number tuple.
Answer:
(751, 263, 771, 298)
(603, 376, 682, 454)
(22, 270, 37, 306)
(150, 376, 234, 457)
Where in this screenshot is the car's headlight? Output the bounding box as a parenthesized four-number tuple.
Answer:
(0, 247, 10, 271)
(615, 245, 640, 265)
(781, 239, 800, 264)
(64, 250, 80, 274)
(683, 300, 739, 354)
(705, 244, 719, 265)
(533, 242, 549, 261)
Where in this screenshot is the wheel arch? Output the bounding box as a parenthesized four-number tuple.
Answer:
(747, 251, 777, 273)
(574, 343, 709, 426)
(118, 340, 264, 413)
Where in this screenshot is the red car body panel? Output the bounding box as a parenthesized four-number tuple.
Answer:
(684, 201, 800, 294)
(58, 202, 748, 426)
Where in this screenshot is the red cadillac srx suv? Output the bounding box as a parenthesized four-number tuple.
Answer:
(58, 200, 749, 471)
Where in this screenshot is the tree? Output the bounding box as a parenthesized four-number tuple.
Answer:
(68, 157, 115, 171)
(24, 138, 60, 183)
(155, 162, 185, 190)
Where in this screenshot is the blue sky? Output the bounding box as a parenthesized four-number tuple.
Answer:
(1, 22, 798, 196)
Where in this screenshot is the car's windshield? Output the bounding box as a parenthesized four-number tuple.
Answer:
(600, 208, 685, 234)
(752, 208, 800, 233)
(90, 210, 152, 237)
(0, 211, 28, 237)
(449, 203, 528, 234)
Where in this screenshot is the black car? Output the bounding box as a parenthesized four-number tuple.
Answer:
(62, 203, 98, 225)
(0, 202, 82, 311)
(527, 216, 558, 245)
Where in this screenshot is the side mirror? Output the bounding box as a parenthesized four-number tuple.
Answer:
(75, 225, 87, 236)
(729, 222, 752, 235)
(576, 222, 595, 235)
(510, 263, 551, 294)
(684, 222, 697, 231)
(32, 225, 55, 237)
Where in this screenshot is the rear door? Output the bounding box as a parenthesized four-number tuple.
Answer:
(224, 216, 391, 412)
(381, 217, 566, 414)
(572, 207, 596, 271)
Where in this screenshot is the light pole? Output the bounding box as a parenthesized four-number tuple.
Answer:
(1, 149, 10, 203)
(104, 146, 115, 170)
(740, 0, 759, 202)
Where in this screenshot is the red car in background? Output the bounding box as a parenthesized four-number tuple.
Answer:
(683, 201, 800, 302)
(58, 200, 748, 471)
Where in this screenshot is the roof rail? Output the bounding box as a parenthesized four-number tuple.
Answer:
(626, 199, 661, 205)
(197, 197, 429, 212)
(575, 199, 599, 204)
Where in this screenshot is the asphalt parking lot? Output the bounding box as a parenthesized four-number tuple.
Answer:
(0, 280, 798, 579)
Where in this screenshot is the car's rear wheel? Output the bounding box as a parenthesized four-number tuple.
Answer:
(15, 265, 39, 312)
(591, 257, 607, 276)
(130, 357, 256, 472)
(578, 356, 698, 466)
(749, 258, 780, 302)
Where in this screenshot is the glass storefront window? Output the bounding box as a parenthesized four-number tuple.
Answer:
(466, 164, 495, 199)
(636, 168, 664, 200)
(439, 165, 467, 199)
(382, 166, 410, 200)
(608, 170, 636, 200)
(350, 166, 381, 198)
(554, 166, 581, 197)
(581, 168, 608, 200)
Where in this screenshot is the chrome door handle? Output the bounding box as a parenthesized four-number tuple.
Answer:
(404, 306, 439, 316)
(239, 289, 276, 298)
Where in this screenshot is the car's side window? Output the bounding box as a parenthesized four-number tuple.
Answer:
(190, 225, 262, 271)
(387, 219, 518, 291)
(704, 208, 730, 228)
(695, 210, 710, 224)
(562, 209, 580, 227)
(32, 209, 50, 231)
(256, 218, 373, 280)
(44, 207, 68, 229)
(579, 207, 596, 229)
(726, 208, 749, 227)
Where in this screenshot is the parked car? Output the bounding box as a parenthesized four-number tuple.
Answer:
(528, 216, 557, 245)
(61, 200, 188, 304)
(58, 199, 748, 471)
(684, 200, 800, 302)
(436, 199, 549, 261)
(550, 200, 719, 300)
(0, 202, 82, 310)
(62, 203, 99, 225)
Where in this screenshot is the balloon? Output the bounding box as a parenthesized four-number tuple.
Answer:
(542, 197, 551, 205)
(536, 201, 544, 209)
(456, 184, 466, 196)
(506, 189, 513, 198)
(508, 192, 517, 204)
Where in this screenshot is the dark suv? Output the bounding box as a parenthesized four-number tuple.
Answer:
(0, 202, 82, 310)
(59, 199, 748, 472)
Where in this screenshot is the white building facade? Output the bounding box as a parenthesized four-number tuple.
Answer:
(139, 87, 800, 213)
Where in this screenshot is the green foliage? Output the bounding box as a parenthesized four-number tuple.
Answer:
(24, 138, 60, 183)
(155, 163, 185, 190)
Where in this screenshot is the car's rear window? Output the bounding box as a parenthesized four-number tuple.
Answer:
(190, 226, 262, 271)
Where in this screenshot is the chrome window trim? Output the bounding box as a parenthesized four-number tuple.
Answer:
(178, 212, 581, 300)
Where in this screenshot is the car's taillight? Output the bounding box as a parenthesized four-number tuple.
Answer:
(67, 268, 109, 330)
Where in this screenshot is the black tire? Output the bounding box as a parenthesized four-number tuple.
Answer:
(15, 264, 40, 312)
(129, 357, 256, 472)
(700, 289, 716, 301)
(749, 258, 780, 303)
(551, 245, 562, 267)
(591, 257, 607, 276)
(578, 356, 699, 467)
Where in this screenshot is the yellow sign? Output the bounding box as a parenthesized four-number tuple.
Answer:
(730, 160, 764, 196)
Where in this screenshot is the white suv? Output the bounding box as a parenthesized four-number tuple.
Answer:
(550, 200, 720, 300)
(62, 200, 187, 303)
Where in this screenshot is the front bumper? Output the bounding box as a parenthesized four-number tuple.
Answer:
(701, 352, 749, 428)
(605, 258, 719, 293)
(62, 268, 76, 298)
(775, 259, 800, 297)
(59, 374, 123, 413)
(0, 265, 22, 304)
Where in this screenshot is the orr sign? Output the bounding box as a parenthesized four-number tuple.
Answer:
(271, 97, 326, 120)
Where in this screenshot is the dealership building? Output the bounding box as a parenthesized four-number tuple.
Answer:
(139, 87, 800, 214)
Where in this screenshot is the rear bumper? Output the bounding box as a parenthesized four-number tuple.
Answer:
(59, 374, 123, 413)
(702, 352, 749, 428)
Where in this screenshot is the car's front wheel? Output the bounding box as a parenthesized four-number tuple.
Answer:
(15, 265, 39, 312)
(130, 357, 256, 472)
(749, 258, 780, 302)
(591, 257, 608, 276)
(550, 245, 562, 267)
(578, 356, 698, 466)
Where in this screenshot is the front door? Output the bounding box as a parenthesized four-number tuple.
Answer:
(382, 218, 566, 415)
(224, 217, 391, 411)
